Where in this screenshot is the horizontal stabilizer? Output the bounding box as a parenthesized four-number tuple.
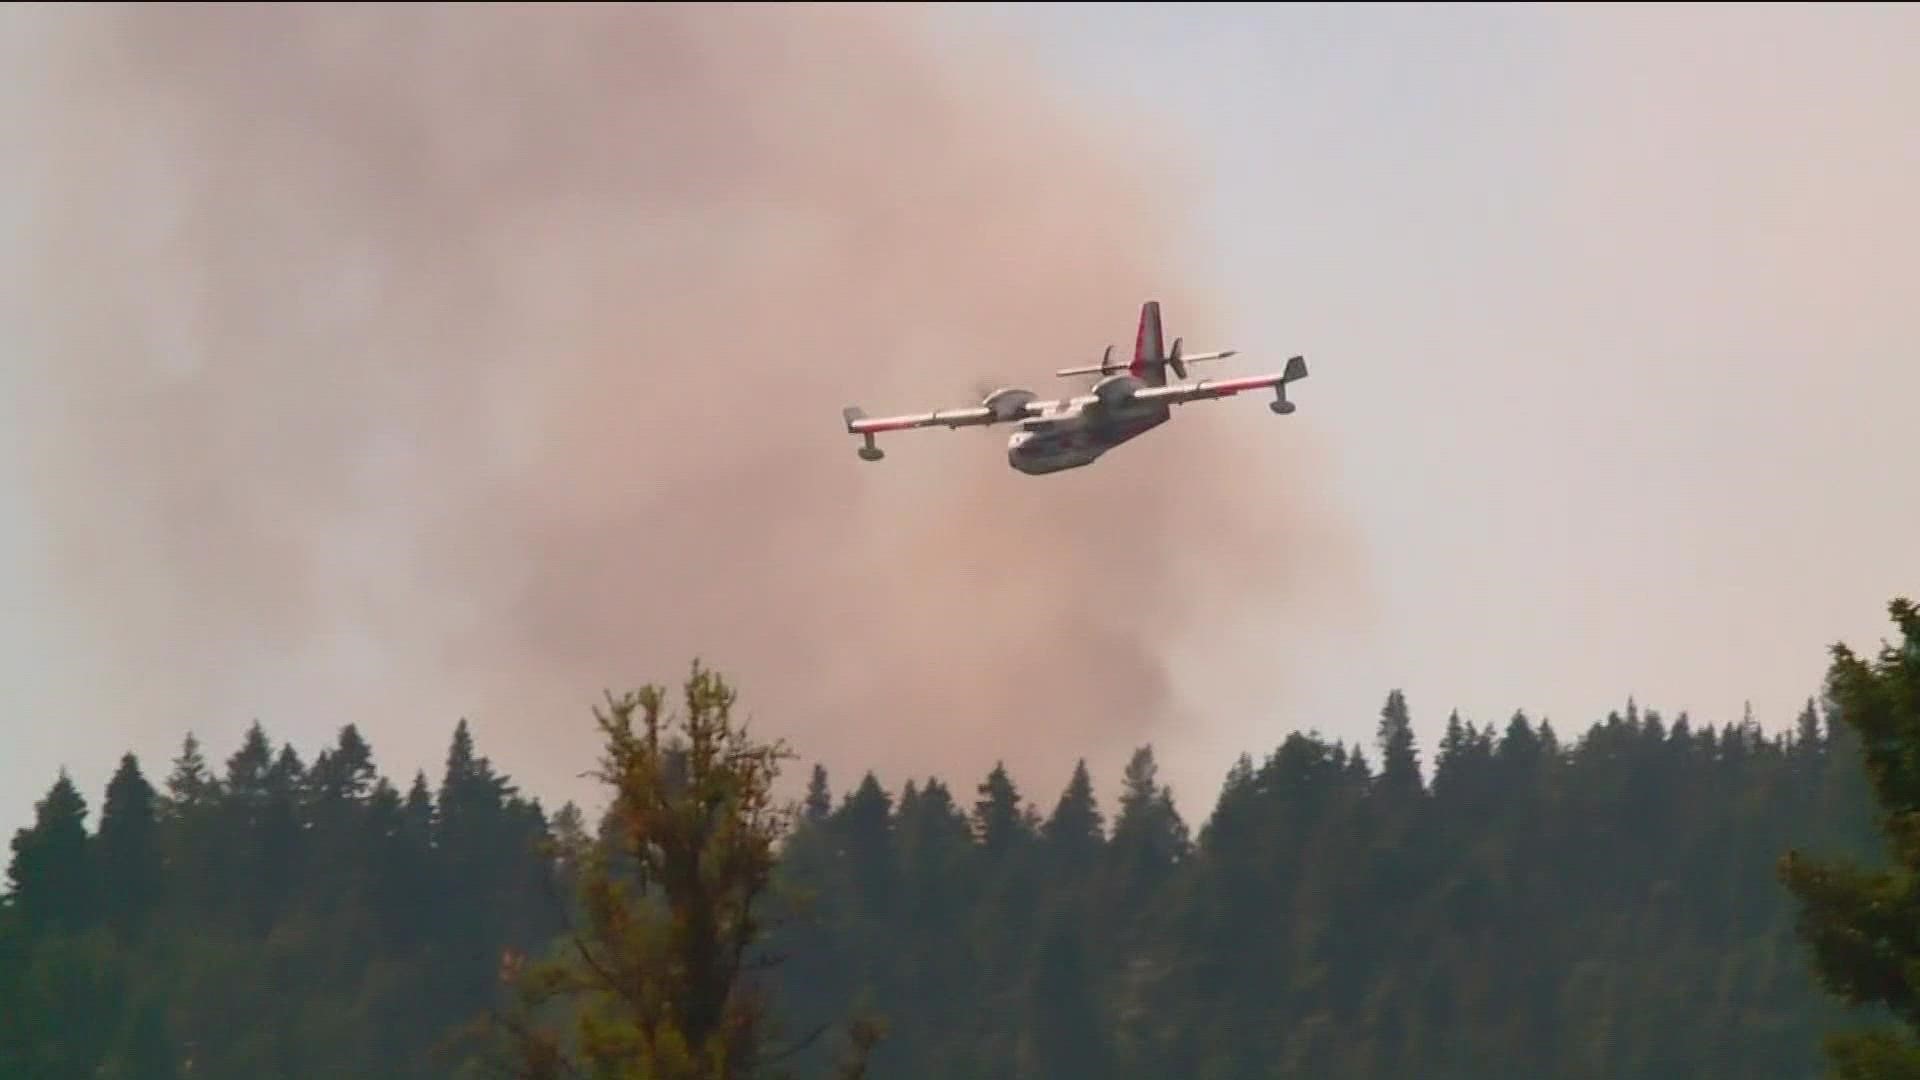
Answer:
(1055, 348, 1237, 379)
(1056, 344, 1124, 379)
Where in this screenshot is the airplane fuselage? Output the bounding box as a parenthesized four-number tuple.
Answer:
(1005, 400, 1170, 475)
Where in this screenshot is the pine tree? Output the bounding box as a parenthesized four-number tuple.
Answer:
(1108, 746, 1190, 904)
(433, 718, 553, 1024)
(1435, 710, 1471, 801)
(973, 762, 1027, 858)
(163, 733, 219, 810)
(1376, 690, 1424, 801)
(804, 764, 834, 825)
(1780, 598, 1920, 1078)
(311, 723, 378, 803)
(225, 721, 274, 804)
(95, 753, 162, 936)
(838, 772, 895, 910)
(404, 770, 436, 839)
(1498, 711, 1543, 770)
(1344, 745, 1372, 786)
(7, 771, 94, 933)
(1043, 759, 1105, 873)
(1794, 698, 1826, 768)
(256, 743, 307, 928)
(158, 732, 222, 918)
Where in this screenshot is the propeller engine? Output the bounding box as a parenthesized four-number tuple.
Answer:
(981, 386, 1038, 421)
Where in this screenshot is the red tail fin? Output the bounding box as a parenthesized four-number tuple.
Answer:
(1129, 300, 1166, 383)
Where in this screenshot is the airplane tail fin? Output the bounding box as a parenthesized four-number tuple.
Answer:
(1129, 301, 1238, 385)
(1053, 300, 1236, 383)
(1129, 300, 1167, 384)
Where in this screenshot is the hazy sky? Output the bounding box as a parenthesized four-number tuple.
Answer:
(951, 0, 1920, 786)
(3, 3, 1917, 840)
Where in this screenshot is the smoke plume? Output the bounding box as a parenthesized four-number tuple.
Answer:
(5, 3, 1359, 811)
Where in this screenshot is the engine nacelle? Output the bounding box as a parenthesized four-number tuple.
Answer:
(1090, 373, 1141, 407)
(982, 386, 1039, 421)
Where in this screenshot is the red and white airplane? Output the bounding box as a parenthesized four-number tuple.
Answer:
(842, 300, 1308, 475)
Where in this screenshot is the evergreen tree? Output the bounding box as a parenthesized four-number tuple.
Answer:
(2, 630, 1911, 1080)
(225, 721, 274, 804)
(804, 764, 834, 826)
(1376, 690, 1423, 800)
(158, 732, 222, 919)
(1043, 760, 1105, 874)
(1794, 698, 1826, 773)
(1109, 746, 1189, 887)
(838, 772, 895, 911)
(309, 723, 379, 819)
(973, 763, 1027, 858)
(163, 733, 219, 810)
(404, 769, 436, 840)
(1780, 597, 1920, 1078)
(7, 771, 93, 933)
(257, 742, 307, 928)
(96, 753, 163, 936)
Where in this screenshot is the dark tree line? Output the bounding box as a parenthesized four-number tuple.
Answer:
(2, 621, 1912, 1078)
(2, 718, 559, 1078)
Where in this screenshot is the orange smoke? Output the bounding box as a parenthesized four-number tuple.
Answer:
(6, 3, 1360, 812)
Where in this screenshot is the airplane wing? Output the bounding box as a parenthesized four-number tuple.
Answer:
(844, 405, 994, 434)
(841, 392, 1067, 460)
(842, 400, 1051, 435)
(1130, 355, 1308, 411)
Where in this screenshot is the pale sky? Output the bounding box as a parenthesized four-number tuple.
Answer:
(951, 0, 1920, 797)
(4, 3, 1918, 839)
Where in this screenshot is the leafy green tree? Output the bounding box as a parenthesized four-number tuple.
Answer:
(1780, 598, 1920, 1078)
(496, 661, 877, 1079)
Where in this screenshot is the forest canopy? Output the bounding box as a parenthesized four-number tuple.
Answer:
(6, 601, 1918, 1078)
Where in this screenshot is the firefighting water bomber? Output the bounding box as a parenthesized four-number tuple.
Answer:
(841, 301, 1308, 476)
